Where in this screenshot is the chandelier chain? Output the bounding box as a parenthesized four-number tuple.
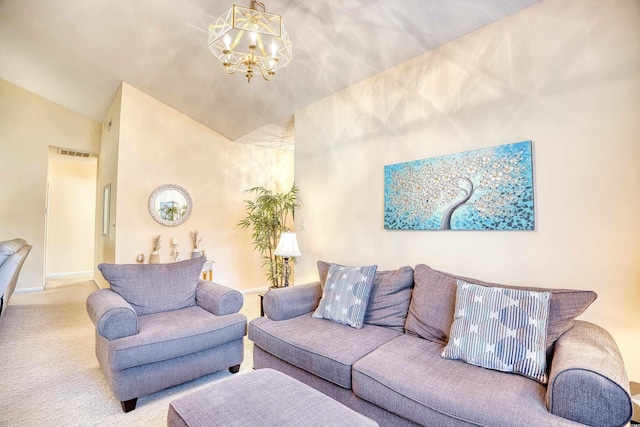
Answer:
(249, 0, 266, 12)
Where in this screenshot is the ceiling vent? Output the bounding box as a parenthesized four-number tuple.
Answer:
(57, 148, 97, 158)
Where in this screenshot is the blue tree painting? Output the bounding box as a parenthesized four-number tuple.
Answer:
(384, 141, 534, 230)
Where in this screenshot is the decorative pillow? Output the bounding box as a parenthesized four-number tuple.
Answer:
(405, 264, 597, 358)
(441, 281, 551, 384)
(317, 261, 414, 331)
(312, 263, 377, 329)
(98, 257, 206, 315)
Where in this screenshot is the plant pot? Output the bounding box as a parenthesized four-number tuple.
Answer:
(191, 250, 203, 259)
(149, 252, 160, 264)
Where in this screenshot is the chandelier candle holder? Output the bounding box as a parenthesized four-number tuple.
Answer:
(208, 0, 292, 82)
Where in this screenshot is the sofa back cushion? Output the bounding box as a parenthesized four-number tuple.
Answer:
(0, 238, 27, 268)
(406, 264, 597, 356)
(98, 257, 206, 315)
(318, 261, 414, 332)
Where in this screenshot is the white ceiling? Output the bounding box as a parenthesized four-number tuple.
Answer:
(0, 0, 541, 144)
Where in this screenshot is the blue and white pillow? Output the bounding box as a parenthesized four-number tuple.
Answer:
(312, 264, 377, 329)
(441, 280, 551, 384)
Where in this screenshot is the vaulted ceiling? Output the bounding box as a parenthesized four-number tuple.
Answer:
(0, 0, 541, 145)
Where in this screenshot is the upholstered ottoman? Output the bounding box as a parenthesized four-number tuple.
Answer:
(167, 368, 378, 426)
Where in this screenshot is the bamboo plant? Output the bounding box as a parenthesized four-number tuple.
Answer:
(238, 184, 300, 288)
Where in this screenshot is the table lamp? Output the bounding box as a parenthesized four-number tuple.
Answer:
(274, 231, 301, 287)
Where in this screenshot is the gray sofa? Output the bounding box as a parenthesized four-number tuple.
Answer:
(249, 262, 633, 427)
(0, 238, 32, 318)
(87, 257, 247, 412)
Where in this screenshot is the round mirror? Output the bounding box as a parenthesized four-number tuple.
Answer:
(148, 184, 193, 226)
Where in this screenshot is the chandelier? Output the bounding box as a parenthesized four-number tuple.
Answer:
(208, 0, 292, 83)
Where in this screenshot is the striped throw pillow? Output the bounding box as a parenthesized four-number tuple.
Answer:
(312, 264, 377, 329)
(441, 280, 551, 384)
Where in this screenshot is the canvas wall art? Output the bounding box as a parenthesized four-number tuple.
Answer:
(384, 141, 534, 230)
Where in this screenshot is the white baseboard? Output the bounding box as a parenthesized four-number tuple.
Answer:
(14, 287, 45, 294)
(46, 271, 93, 278)
(240, 287, 269, 294)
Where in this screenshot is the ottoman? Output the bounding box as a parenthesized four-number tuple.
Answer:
(168, 368, 378, 426)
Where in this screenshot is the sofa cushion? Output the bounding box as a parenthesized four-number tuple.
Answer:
(312, 264, 377, 329)
(441, 281, 551, 384)
(352, 334, 578, 426)
(98, 257, 206, 315)
(318, 261, 414, 331)
(405, 264, 597, 356)
(106, 306, 247, 371)
(249, 314, 401, 389)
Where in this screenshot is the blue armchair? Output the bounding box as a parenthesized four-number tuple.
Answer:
(87, 257, 246, 412)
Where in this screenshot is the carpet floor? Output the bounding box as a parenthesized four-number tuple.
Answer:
(0, 277, 261, 427)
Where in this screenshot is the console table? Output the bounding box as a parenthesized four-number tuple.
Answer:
(201, 260, 214, 281)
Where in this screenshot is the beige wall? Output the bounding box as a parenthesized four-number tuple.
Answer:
(0, 79, 101, 290)
(94, 83, 293, 291)
(46, 148, 97, 276)
(294, 0, 640, 380)
(93, 86, 122, 288)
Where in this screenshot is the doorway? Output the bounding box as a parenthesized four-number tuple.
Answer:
(45, 147, 98, 284)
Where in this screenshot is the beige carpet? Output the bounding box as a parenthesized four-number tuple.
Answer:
(0, 277, 260, 427)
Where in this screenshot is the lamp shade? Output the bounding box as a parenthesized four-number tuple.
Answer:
(274, 232, 301, 258)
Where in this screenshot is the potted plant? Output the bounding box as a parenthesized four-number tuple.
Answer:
(238, 184, 300, 288)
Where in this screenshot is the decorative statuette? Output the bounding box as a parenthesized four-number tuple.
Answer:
(190, 230, 203, 258)
(170, 237, 180, 262)
(149, 235, 161, 264)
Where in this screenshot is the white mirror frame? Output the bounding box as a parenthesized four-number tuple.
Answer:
(102, 183, 111, 238)
(148, 184, 193, 227)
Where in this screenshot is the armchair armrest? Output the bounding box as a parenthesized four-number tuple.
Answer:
(86, 289, 138, 340)
(546, 320, 632, 427)
(196, 280, 243, 316)
(263, 282, 322, 321)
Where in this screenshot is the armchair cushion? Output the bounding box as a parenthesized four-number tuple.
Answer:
(86, 288, 138, 340)
(196, 280, 243, 316)
(98, 257, 206, 315)
(105, 306, 247, 371)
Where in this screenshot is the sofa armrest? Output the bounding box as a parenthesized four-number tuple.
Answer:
(196, 280, 243, 316)
(263, 282, 322, 321)
(546, 320, 632, 427)
(86, 289, 138, 340)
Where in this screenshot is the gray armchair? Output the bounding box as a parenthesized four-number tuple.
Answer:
(0, 238, 32, 318)
(86, 257, 246, 412)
